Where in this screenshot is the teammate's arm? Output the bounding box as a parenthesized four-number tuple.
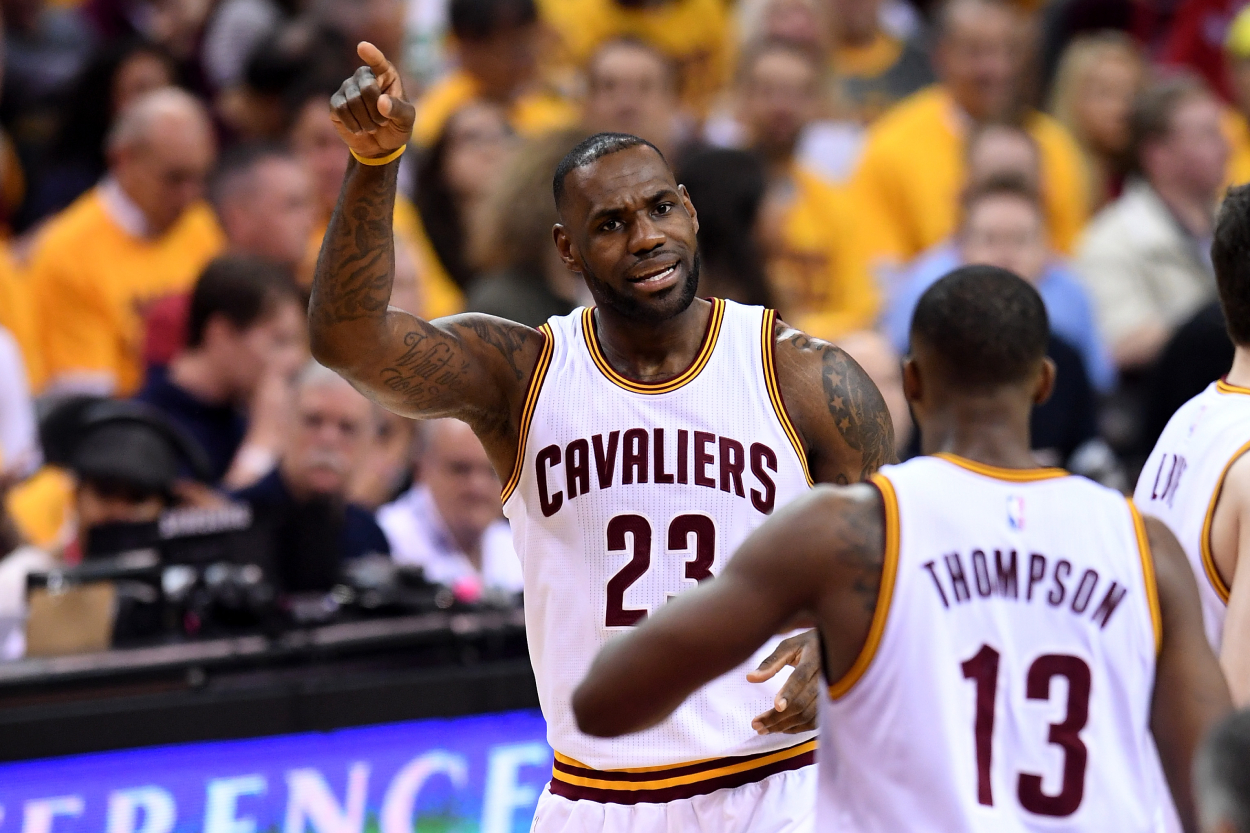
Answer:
(573, 485, 883, 738)
(308, 44, 544, 448)
(1212, 452, 1250, 705)
(1146, 516, 1233, 833)
(772, 321, 897, 486)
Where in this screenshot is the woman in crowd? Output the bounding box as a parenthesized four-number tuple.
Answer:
(1049, 31, 1145, 212)
(466, 129, 591, 326)
(413, 101, 516, 295)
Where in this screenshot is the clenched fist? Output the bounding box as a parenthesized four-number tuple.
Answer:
(329, 42, 416, 160)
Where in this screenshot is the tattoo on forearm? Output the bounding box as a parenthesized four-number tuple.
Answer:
(309, 161, 399, 331)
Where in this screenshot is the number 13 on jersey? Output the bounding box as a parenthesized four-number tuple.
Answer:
(604, 513, 717, 627)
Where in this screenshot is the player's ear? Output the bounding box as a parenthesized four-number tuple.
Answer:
(901, 357, 922, 406)
(1032, 357, 1056, 406)
(552, 224, 581, 274)
(678, 184, 698, 234)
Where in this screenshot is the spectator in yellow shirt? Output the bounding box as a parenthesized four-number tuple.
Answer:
(414, 0, 578, 147)
(738, 40, 878, 340)
(823, 0, 935, 124)
(540, 0, 732, 115)
(0, 249, 43, 390)
(29, 89, 224, 397)
(849, 0, 1088, 278)
(289, 87, 464, 319)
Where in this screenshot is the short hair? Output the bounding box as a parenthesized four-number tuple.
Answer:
(934, 0, 1015, 42)
(449, 0, 536, 41)
(106, 87, 210, 153)
(959, 173, 1043, 229)
(552, 132, 666, 209)
(734, 38, 823, 88)
(186, 255, 302, 348)
(1195, 708, 1250, 833)
(1213, 185, 1250, 346)
(911, 265, 1050, 389)
(207, 142, 295, 212)
(1129, 73, 1211, 170)
(587, 37, 679, 93)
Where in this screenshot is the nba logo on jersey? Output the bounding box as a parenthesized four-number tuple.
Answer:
(1006, 495, 1025, 530)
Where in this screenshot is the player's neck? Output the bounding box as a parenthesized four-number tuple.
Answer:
(920, 401, 1039, 470)
(1227, 345, 1250, 388)
(594, 298, 713, 382)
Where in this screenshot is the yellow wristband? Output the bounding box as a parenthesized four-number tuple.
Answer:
(351, 145, 407, 166)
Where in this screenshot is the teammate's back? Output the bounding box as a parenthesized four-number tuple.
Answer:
(821, 455, 1162, 830)
(572, 266, 1231, 833)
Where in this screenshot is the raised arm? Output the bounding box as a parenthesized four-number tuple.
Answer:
(1147, 516, 1233, 833)
(573, 484, 884, 738)
(308, 43, 544, 469)
(773, 321, 897, 485)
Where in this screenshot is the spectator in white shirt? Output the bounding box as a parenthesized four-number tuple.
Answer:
(377, 419, 522, 595)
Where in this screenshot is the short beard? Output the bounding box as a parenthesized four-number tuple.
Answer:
(582, 252, 701, 325)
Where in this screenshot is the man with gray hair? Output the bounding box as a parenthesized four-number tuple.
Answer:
(233, 361, 389, 592)
(378, 418, 522, 596)
(1196, 709, 1250, 833)
(29, 87, 224, 396)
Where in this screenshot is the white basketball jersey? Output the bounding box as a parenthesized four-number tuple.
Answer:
(819, 455, 1163, 832)
(503, 299, 816, 794)
(1135, 379, 1250, 650)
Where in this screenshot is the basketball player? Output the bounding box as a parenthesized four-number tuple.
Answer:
(309, 44, 895, 831)
(574, 266, 1231, 831)
(1136, 184, 1250, 708)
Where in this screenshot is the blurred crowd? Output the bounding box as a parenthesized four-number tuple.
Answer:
(0, 0, 1248, 652)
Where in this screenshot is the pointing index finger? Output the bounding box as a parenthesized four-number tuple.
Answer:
(357, 41, 393, 79)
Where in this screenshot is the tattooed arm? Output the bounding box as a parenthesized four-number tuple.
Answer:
(774, 321, 897, 484)
(573, 484, 885, 738)
(309, 44, 543, 469)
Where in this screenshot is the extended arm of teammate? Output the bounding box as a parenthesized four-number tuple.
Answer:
(1146, 516, 1233, 833)
(1213, 453, 1250, 706)
(573, 485, 883, 738)
(743, 322, 897, 734)
(308, 43, 544, 449)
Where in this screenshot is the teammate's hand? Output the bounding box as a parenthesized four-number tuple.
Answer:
(748, 631, 821, 735)
(329, 42, 416, 159)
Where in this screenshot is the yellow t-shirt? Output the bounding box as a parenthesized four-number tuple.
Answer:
(302, 195, 465, 320)
(0, 247, 44, 390)
(849, 86, 1089, 271)
(6, 466, 74, 551)
(767, 166, 879, 341)
(29, 189, 224, 395)
(1223, 108, 1250, 188)
(413, 70, 580, 147)
(538, 0, 732, 114)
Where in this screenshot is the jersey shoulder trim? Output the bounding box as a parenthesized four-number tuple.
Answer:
(500, 323, 554, 504)
(933, 453, 1068, 482)
(548, 738, 816, 804)
(1128, 500, 1163, 654)
(1199, 438, 1250, 605)
(1217, 379, 1250, 396)
(761, 309, 814, 486)
(828, 473, 900, 699)
(581, 298, 725, 395)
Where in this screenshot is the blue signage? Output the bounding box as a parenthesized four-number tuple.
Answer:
(0, 710, 552, 833)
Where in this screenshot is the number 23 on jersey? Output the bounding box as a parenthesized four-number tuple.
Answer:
(604, 513, 717, 627)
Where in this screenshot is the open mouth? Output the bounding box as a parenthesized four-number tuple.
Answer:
(629, 261, 680, 287)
